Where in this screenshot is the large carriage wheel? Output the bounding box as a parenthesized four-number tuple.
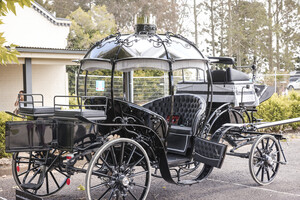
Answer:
(86, 138, 151, 200)
(12, 150, 69, 196)
(249, 135, 281, 185)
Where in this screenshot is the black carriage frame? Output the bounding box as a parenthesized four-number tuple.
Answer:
(5, 24, 300, 199)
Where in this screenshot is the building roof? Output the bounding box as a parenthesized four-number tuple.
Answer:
(32, 1, 71, 27)
(15, 46, 87, 54)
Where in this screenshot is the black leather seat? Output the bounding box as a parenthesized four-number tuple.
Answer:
(19, 106, 60, 116)
(143, 94, 205, 155)
(55, 109, 106, 120)
(143, 94, 205, 127)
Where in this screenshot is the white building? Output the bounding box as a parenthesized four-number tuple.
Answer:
(0, 1, 86, 112)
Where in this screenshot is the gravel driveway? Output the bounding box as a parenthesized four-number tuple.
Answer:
(0, 139, 299, 200)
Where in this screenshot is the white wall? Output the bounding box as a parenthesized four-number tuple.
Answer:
(0, 4, 70, 48)
(32, 64, 68, 107)
(0, 64, 68, 112)
(0, 64, 23, 112)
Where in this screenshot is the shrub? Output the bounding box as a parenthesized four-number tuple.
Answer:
(0, 112, 14, 158)
(255, 91, 300, 132)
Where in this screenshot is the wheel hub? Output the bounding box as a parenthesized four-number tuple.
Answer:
(120, 175, 130, 187)
(265, 154, 274, 166)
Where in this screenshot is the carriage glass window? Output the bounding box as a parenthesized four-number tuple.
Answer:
(133, 69, 167, 105)
(181, 69, 206, 82)
(78, 69, 123, 99)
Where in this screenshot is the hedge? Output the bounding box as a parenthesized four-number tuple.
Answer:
(0, 112, 15, 158)
(255, 91, 300, 132)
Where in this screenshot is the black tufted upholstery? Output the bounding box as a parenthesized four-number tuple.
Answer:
(143, 94, 205, 127)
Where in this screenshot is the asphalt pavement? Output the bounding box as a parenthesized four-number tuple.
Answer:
(0, 138, 299, 200)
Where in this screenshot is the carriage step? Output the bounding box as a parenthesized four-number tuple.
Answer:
(20, 183, 42, 190)
(178, 179, 199, 185)
(167, 153, 190, 167)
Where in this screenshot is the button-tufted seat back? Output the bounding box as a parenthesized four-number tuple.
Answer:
(143, 94, 206, 127)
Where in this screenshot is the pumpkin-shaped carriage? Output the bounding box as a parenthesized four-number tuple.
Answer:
(5, 24, 300, 199)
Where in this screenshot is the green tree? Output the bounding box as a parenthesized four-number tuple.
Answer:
(0, 0, 32, 64)
(67, 6, 116, 49)
(280, 0, 300, 71)
(35, 0, 92, 18)
(67, 5, 117, 94)
(94, 0, 179, 33)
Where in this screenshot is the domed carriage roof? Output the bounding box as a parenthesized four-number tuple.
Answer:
(81, 24, 209, 72)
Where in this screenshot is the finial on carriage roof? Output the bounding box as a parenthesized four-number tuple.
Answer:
(135, 24, 157, 35)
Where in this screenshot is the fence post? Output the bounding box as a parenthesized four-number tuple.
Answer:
(274, 67, 277, 94)
(75, 73, 77, 95)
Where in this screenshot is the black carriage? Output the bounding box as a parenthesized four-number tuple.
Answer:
(5, 24, 300, 199)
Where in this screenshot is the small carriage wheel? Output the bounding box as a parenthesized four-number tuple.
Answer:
(249, 135, 281, 185)
(12, 150, 69, 196)
(86, 138, 151, 200)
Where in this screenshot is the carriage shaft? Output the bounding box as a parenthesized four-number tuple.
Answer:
(255, 117, 300, 129)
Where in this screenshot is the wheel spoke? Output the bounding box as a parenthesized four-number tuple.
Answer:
(46, 172, 49, 194)
(98, 187, 111, 200)
(16, 161, 32, 164)
(270, 165, 276, 174)
(261, 139, 265, 150)
(99, 156, 113, 172)
(128, 189, 138, 200)
(130, 156, 145, 169)
(266, 167, 270, 181)
(50, 171, 60, 189)
(253, 156, 263, 160)
(272, 161, 281, 164)
(108, 190, 114, 200)
(255, 165, 262, 177)
(27, 169, 41, 184)
(45, 152, 63, 174)
(261, 166, 264, 182)
(91, 171, 112, 179)
(269, 141, 275, 149)
(90, 181, 110, 190)
(54, 168, 69, 177)
(27, 152, 33, 171)
(132, 183, 147, 189)
(254, 161, 263, 168)
(110, 146, 118, 167)
(130, 170, 148, 178)
(266, 138, 270, 150)
(256, 147, 262, 156)
(18, 166, 39, 177)
(119, 142, 125, 166)
(126, 146, 137, 165)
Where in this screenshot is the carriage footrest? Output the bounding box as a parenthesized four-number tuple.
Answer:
(16, 190, 43, 200)
(20, 182, 42, 190)
(193, 137, 227, 168)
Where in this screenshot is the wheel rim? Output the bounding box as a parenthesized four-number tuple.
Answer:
(249, 135, 280, 185)
(86, 138, 151, 200)
(12, 150, 69, 196)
